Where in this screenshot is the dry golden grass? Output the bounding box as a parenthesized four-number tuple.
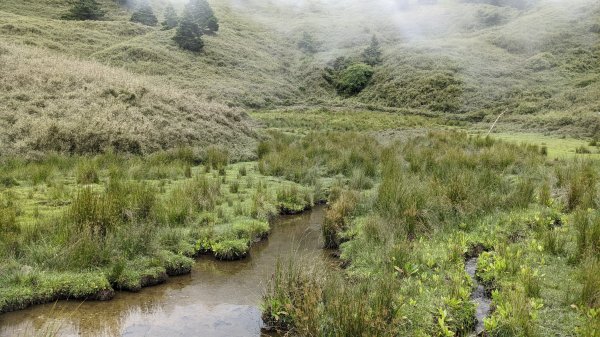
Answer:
(0, 42, 257, 158)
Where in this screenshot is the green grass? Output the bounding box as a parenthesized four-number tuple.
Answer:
(487, 132, 600, 159)
(262, 131, 600, 336)
(251, 108, 447, 133)
(1, 0, 599, 155)
(2, 0, 600, 335)
(0, 154, 319, 313)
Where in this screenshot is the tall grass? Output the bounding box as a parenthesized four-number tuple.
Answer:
(377, 132, 545, 239)
(323, 190, 358, 248)
(579, 257, 600, 308)
(258, 131, 381, 185)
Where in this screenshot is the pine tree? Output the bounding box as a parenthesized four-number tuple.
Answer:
(161, 3, 179, 30)
(187, 0, 219, 33)
(206, 16, 219, 33)
(173, 13, 204, 52)
(130, 1, 158, 26)
(62, 0, 106, 20)
(362, 35, 383, 66)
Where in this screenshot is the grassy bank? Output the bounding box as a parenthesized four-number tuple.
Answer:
(0, 148, 318, 313)
(262, 131, 600, 336)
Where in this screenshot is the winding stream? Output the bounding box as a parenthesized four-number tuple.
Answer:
(0, 206, 330, 337)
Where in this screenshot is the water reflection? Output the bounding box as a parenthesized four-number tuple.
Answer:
(0, 206, 328, 337)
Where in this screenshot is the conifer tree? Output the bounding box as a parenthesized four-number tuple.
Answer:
(206, 16, 219, 33)
(173, 13, 204, 52)
(362, 35, 383, 66)
(62, 0, 106, 20)
(161, 3, 179, 30)
(188, 0, 219, 33)
(130, 1, 158, 26)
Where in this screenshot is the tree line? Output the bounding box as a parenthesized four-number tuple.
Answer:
(62, 0, 218, 52)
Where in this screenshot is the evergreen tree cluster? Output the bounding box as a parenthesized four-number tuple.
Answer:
(173, 0, 220, 52)
(62, 0, 220, 53)
(186, 0, 219, 33)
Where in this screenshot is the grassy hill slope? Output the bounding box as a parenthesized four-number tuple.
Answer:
(0, 0, 599, 158)
(0, 41, 257, 158)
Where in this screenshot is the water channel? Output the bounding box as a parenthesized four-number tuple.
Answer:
(0, 206, 330, 337)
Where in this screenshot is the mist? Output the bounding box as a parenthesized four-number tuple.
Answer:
(222, 0, 594, 48)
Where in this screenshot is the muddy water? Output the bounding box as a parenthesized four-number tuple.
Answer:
(0, 206, 330, 337)
(465, 257, 491, 336)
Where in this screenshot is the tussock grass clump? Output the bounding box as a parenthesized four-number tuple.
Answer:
(157, 175, 221, 225)
(559, 161, 598, 212)
(573, 209, 600, 259)
(0, 199, 18, 235)
(229, 180, 240, 194)
(276, 185, 314, 214)
(542, 227, 567, 255)
(67, 187, 118, 239)
(579, 257, 600, 308)
(76, 160, 100, 185)
(323, 190, 358, 249)
(250, 181, 278, 221)
(212, 239, 249, 261)
(263, 259, 324, 333)
(258, 131, 380, 185)
(205, 145, 229, 171)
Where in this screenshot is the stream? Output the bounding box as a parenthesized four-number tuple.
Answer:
(0, 206, 330, 337)
(465, 257, 492, 336)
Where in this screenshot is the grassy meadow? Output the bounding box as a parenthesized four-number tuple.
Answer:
(261, 130, 600, 336)
(0, 147, 321, 312)
(1, 0, 600, 336)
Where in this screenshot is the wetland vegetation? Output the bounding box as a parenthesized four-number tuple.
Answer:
(1, 0, 600, 336)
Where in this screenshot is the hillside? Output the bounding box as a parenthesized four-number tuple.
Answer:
(0, 0, 599, 153)
(0, 41, 259, 158)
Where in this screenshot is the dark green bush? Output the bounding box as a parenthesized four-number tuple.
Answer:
(335, 63, 374, 96)
(161, 4, 179, 30)
(173, 15, 204, 52)
(62, 0, 106, 20)
(130, 2, 158, 26)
